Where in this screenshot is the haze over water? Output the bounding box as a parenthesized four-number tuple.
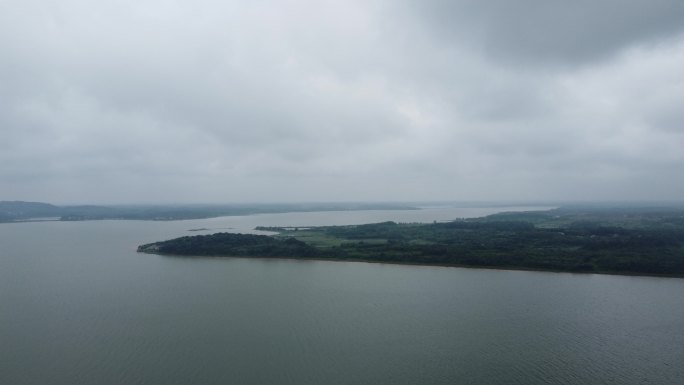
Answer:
(2, 207, 684, 384)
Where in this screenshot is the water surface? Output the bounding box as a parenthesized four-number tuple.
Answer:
(2, 207, 683, 384)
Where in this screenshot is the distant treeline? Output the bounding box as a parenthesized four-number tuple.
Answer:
(138, 233, 317, 258)
(0, 201, 417, 222)
(141, 207, 684, 277)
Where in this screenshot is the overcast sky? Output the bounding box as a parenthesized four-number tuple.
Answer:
(2, 0, 684, 204)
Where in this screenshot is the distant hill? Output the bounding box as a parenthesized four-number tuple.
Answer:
(0, 201, 62, 221)
(0, 201, 418, 222)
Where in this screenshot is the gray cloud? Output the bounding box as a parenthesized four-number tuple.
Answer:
(1, 0, 684, 203)
(409, 0, 684, 66)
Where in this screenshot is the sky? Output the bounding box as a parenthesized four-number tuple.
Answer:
(2, 0, 684, 204)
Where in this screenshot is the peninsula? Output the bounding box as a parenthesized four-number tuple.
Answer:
(137, 206, 684, 277)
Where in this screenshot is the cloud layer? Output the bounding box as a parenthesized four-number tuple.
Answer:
(2, 0, 684, 203)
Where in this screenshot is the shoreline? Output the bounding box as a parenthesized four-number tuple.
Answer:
(139, 251, 684, 280)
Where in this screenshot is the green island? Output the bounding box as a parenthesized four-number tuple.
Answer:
(137, 206, 684, 277)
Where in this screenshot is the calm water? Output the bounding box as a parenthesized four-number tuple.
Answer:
(1, 207, 684, 385)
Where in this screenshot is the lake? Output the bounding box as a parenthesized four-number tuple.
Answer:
(2, 207, 683, 384)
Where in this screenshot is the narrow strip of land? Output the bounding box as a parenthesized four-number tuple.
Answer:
(0, 201, 418, 222)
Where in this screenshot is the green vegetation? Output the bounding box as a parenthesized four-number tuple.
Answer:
(140, 206, 684, 277)
(138, 233, 317, 257)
